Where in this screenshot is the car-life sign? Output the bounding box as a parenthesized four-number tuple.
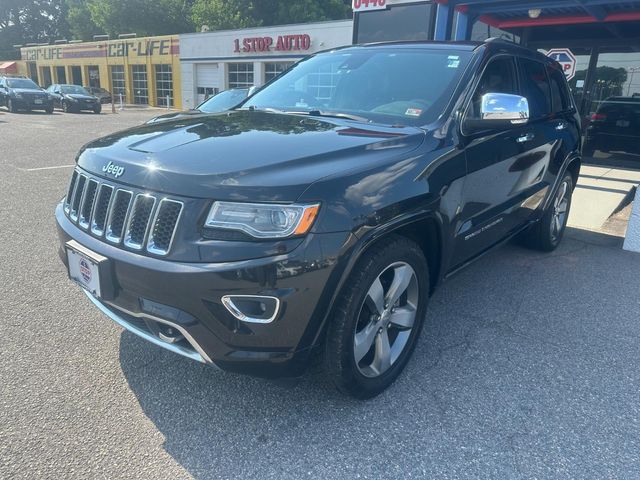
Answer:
(546, 48, 577, 81)
(352, 0, 387, 12)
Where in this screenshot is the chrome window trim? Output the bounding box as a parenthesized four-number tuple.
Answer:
(146, 198, 184, 256)
(124, 193, 156, 250)
(105, 189, 133, 244)
(83, 290, 215, 365)
(90, 183, 114, 237)
(78, 179, 99, 230)
(221, 295, 281, 324)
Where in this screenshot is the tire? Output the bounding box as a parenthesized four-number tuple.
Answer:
(324, 235, 429, 399)
(519, 173, 574, 252)
(8, 99, 17, 113)
(45, 106, 53, 114)
(93, 105, 102, 114)
(62, 101, 70, 113)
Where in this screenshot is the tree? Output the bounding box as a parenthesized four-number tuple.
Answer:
(191, 0, 351, 32)
(85, 0, 195, 38)
(0, 0, 69, 59)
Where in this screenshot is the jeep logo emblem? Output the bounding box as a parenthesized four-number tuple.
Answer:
(102, 161, 125, 178)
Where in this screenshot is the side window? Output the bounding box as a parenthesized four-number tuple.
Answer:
(519, 58, 552, 118)
(547, 64, 571, 112)
(469, 56, 518, 118)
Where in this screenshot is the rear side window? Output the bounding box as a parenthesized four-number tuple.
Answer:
(547, 64, 571, 112)
(519, 58, 552, 118)
(469, 56, 519, 118)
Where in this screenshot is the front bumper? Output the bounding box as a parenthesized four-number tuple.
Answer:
(56, 203, 352, 377)
(13, 97, 53, 110)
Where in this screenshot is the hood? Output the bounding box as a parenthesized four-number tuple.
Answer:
(146, 109, 201, 124)
(66, 94, 97, 101)
(77, 110, 426, 202)
(12, 88, 45, 95)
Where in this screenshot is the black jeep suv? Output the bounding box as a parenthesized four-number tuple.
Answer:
(55, 39, 581, 398)
(0, 76, 54, 113)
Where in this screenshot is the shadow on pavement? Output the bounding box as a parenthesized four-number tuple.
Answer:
(118, 230, 640, 479)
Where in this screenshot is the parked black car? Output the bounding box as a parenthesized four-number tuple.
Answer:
(583, 96, 640, 156)
(146, 87, 254, 124)
(0, 76, 54, 113)
(46, 84, 102, 113)
(85, 86, 112, 104)
(56, 39, 581, 398)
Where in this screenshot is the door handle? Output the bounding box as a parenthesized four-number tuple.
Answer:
(516, 133, 535, 143)
(555, 122, 567, 131)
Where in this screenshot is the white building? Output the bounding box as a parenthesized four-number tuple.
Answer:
(179, 20, 353, 109)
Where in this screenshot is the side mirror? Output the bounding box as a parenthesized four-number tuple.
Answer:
(464, 93, 529, 132)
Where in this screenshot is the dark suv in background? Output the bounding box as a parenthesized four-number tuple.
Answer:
(55, 39, 581, 398)
(0, 76, 53, 113)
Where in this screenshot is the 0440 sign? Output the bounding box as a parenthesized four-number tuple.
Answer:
(352, 0, 387, 11)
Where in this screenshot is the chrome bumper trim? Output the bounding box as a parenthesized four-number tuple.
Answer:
(83, 290, 215, 366)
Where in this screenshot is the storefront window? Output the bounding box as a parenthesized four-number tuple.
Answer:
(40, 67, 52, 88)
(55, 66, 67, 84)
(228, 63, 254, 88)
(355, 3, 434, 44)
(155, 64, 173, 107)
(265, 62, 292, 83)
(131, 65, 149, 105)
(110, 65, 126, 98)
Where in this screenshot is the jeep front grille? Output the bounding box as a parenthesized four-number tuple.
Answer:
(63, 169, 183, 256)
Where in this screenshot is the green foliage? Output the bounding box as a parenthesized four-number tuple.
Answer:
(0, 0, 69, 59)
(191, 0, 352, 31)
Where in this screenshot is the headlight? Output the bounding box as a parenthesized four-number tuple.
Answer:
(204, 201, 320, 239)
(66, 96, 77, 102)
(14, 92, 23, 99)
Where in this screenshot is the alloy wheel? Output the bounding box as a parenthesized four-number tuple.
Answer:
(353, 262, 419, 378)
(551, 181, 569, 242)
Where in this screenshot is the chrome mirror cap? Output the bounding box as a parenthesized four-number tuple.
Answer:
(481, 93, 530, 124)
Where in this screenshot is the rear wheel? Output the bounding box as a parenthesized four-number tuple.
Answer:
(519, 173, 573, 252)
(324, 236, 429, 399)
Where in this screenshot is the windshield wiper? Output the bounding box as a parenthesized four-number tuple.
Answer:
(304, 110, 371, 123)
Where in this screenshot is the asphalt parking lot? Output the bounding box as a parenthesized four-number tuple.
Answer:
(2, 108, 640, 480)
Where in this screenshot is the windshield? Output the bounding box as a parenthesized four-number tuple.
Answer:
(199, 89, 249, 113)
(7, 78, 39, 89)
(243, 48, 472, 125)
(61, 85, 90, 95)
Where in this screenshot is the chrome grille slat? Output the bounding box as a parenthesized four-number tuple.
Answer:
(124, 194, 156, 250)
(147, 199, 183, 256)
(105, 189, 133, 244)
(64, 170, 78, 213)
(91, 184, 114, 236)
(69, 174, 87, 221)
(78, 179, 98, 229)
(65, 169, 182, 256)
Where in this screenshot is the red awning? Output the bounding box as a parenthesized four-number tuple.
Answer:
(0, 61, 18, 74)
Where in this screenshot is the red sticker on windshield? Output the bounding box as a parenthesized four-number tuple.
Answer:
(405, 108, 423, 117)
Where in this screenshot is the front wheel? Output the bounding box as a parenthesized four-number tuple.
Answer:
(324, 236, 429, 399)
(8, 99, 17, 113)
(62, 101, 70, 113)
(93, 105, 102, 114)
(519, 173, 574, 252)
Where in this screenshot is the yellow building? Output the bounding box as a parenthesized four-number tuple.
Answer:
(20, 35, 181, 108)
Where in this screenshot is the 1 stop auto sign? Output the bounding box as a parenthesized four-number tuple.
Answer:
(546, 48, 577, 81)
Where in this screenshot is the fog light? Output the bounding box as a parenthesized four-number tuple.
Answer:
(221, 295, 280, 324)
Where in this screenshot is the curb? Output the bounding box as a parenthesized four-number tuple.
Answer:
(623, 185, 640, 253)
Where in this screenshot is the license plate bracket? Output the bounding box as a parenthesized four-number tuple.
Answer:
(66, 240, 115, 300)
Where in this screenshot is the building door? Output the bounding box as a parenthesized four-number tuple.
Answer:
(131, 65, 149, 104)
(27, 62, 38, 83)
(71, 66, 82, 85)
(55, 66, 67, 84)
(88, 66, 100, 88)
(196, 63, 220, 104)
(40, 67, 52, 87)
